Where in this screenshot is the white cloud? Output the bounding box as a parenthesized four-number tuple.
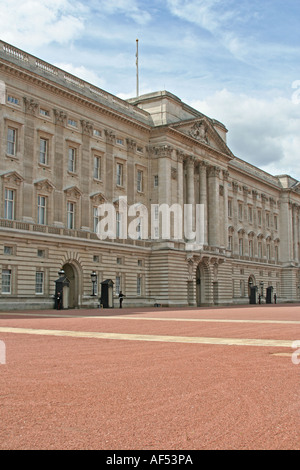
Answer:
(0, 0, 87, 48)
(190, 89, 300, 179)
(54, 63, 106, 89)
(165, 0, 250, 59)
(89, 0, 152, 25)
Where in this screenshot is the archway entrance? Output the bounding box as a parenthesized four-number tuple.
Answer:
(63, 263, 78, 308)
(196, 262, 209, 306)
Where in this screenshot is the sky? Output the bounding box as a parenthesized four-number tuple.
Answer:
(1, 0, 300, 179)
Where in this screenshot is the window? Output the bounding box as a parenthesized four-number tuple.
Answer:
(239, 238, 243, 256)
(228, 199, 232, 218)
(40, 108, 50, 117)
(228, 235, 233, 251)
(4, 246, 13, 255)
(93, 129, 101, 137)
(39, 138, 48, 165)
(154, 175, 159, 188)
(67, 202, 75, 229)
(116, 211, 122, 238)
(4, 189, 15, 220)
(238, 203, 243, 221)
(116, 163, 123, 186)
(137, 170, 143, 192)
(249, 240, 253, 257)
(93, 156, 101, 180)
(7, 127, 17, 156)
(258, 241, 262, 258)
(93, 207, 99, 233)
(137, 259, 143, 267)
(115, 276, 121, 295)
(37, 196, 47, 225)
(257, 209, 262, 226)
(267, 244, 271, 260)
(2, 269, 11, 294)
(68, 119, 77, 127)
(68, 147, 76, 173)
(37, 249, 45, 258)
(275, 245, 279, 263)
(116, 138, 124, 146)
(7, 95, 19, 105)
(35, 272, 44, 294)
(137, 275, 142, 296)
(274, 215, 278, 230)
(248, 206, 253, 223)
(266, 213, 270, 228)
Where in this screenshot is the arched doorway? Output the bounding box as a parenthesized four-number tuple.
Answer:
(63, 263, 79, 308)
(196, 261, 210, 306)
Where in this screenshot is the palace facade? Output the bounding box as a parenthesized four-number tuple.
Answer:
(1, 40, 300, 310)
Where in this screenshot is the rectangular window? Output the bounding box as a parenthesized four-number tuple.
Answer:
(68, 119, 77, 127)
(267, 244, 271, 260)
(39, 138, 48, 165)
(68, 147, 76, 173)
(37, 195, 47, 225)
(137, 170, 143, 192)
(7, 95, 19, 105)
(137, 276, 142, 296)
(274, 215, 278, 230)
(116, 163, 123, 186)
(228, 199, 232, 218)
(93, 156, 101, 180)
(248, 206, 253, 223)
(4, 189, 15, 220)
(40, 108, 50, 117)
(4, 246, 13, 255)
(266, 213, 270, 228)
(239, 238, 243, 256)
(115, 276, 121, 295)
(154, 175, 159, 188)
(67, 202, 75, 229)
(228, 235, 233, 251)
(238, 203, 243, 221)
(7, 127, 17, 156)
(258, 241, 262, 258)
(93, 207, 99, 233)
(258, 209, 262, 226)
(2, 269, 11, 294)
(249, 240, 253, 257)
(35, 271, 44, 294)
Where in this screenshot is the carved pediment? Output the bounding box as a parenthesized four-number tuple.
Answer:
(0, 171, 24, 185)
(34, 178, 55, 192)
(170, 117, 233, 158)
(64, 186, 82, 199)
(90, 192, 107, 204)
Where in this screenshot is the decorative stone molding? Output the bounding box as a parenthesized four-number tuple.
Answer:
(90, 192, 107, 204)
(1, 171, 24, 185)
(64, 186, 82, 199)
(81, 120, 93, 136)
(23, 97, 38, 115)
(34, 179, 55, 193)
(104, 129, 115, 144)
(188, 121, 208, 144)
(126, 138, 137, 152)
(54, 109, 67, 126)
(207, 165, 221, 178)
(148, 145, 173, 159)
(171, 167, 178, 180)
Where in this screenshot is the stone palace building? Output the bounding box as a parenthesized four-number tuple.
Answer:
(1, 40, 300, 310)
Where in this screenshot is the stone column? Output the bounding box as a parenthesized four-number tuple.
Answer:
(185, 156, 196, 232)
(80, 120, 93, 230)
(199, 161, 208, 245)
(207, 165, 221, 247)
(292, 203, 299, 262)
(222, 170, 229, 249)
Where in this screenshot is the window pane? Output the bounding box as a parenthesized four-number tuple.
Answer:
(35, 272, 44, 294)
(4, 189, 14, 220)
(7, 128, 16, 155)
(39, 138, 48, 164)
(2, 269, 11, 294)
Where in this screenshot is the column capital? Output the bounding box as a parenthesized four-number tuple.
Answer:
(207, 165, 221, 178)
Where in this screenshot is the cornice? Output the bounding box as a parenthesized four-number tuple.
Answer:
(0, 60, 152, 133)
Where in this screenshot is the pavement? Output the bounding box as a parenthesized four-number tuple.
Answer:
(0, 303, 299, 450)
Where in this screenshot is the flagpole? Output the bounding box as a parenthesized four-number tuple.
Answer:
(136, 38, 139, 97)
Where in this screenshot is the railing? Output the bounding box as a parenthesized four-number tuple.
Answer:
(0, 40, 149, 120)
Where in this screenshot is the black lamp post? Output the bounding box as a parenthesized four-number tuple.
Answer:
(91, 271, 97, 296)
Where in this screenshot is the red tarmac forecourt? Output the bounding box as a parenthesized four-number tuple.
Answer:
(0, 303, 299, 450)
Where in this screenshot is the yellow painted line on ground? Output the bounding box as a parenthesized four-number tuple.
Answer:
(96, 316, 300, 325)
(0, 312, 299, 325)
(0, 326, 294, 348)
